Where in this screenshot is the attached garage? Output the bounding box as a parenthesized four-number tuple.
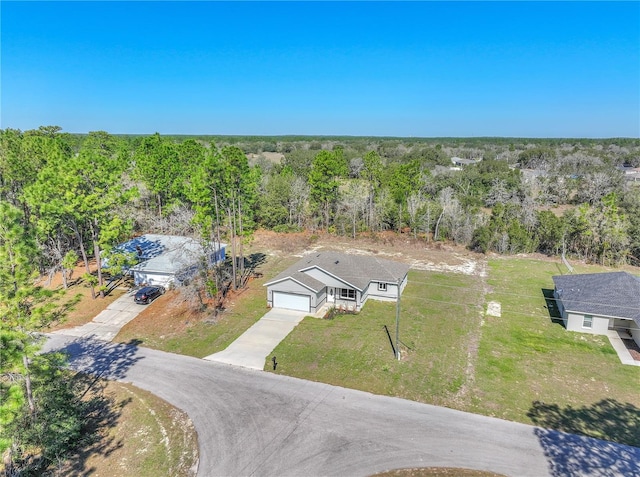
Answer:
(265, 252, 410, 315)
(272, 292, 310, 312)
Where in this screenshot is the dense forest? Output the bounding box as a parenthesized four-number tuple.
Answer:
(2, 126, 640, 293)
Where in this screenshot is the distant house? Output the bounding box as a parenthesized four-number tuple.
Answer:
(264, 252, 410, 313)
(552, 272, 640, 347)
(110, 234, 226, 287)
(619, 166, 640, 183)
(451, 157, 481, 167)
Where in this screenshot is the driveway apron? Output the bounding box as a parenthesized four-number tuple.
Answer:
(204, 308, 307, 370)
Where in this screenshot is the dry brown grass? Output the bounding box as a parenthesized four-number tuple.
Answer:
(59, 381, 197, 476)
(42, 260, 127, 332)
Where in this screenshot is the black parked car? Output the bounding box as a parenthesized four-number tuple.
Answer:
(134, 286, 165, 304)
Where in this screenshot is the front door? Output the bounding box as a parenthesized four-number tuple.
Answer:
(327, 287, 335, 303)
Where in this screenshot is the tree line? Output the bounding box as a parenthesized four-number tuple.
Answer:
(1, 127, 639, 281)
(1, 126, 639, 471)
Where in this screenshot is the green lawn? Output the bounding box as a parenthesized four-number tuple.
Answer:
(470, 257, 640, 446)
(267, 270, 485, 407)
(115, 249, 640, 446)
(268, 257, 640, 446)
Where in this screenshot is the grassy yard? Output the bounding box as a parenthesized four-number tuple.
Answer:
(110, 244, 639, 447)
(470, 257, 640, 446)
(267, 270, 485, 408)
(114, 255, 300, 357)
(267, 257, 640, 446)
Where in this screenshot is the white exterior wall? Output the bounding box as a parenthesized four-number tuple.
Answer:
(565, 312, 610, 335)
(361, 274, 408, 307)
(631, 328, 640, 347)
(362, 281, 399, 302)
(134, 271, 174, 287)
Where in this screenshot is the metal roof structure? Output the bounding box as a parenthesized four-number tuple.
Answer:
(115, 234, 226, 275)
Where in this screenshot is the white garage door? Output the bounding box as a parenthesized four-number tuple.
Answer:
(273, 292, 310, 312)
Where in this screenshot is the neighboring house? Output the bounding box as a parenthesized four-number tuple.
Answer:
(451, 157, 481, 167)
(552, 272, 640, 347)
(265, 252, 410, 313)
(616, 165, 640, 183)
(110, 234, 226, 287)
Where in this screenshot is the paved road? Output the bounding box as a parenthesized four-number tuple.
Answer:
(43, 334, 639, 477)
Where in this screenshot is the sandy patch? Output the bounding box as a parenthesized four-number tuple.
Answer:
(486, 301, 502, 317)
(280, 233, 488, 277)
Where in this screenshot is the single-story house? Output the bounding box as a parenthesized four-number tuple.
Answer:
(451, 157, 481, 167)
(552, 271, 640, 347)
(110, 234, 226, 287)
(265, 252, 410, 313)
(616, 165, 640, 183)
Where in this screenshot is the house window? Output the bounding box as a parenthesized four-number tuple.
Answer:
(340, 288, 356, 300)
(378, 282, 387, 292)
(583, 315, 593, 329)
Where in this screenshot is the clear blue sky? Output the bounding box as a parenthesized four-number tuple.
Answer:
(2, 1, 639, 138)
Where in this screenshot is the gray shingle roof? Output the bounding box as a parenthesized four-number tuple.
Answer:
(552, 272, 640, 326)
(266, 252, 410, 291)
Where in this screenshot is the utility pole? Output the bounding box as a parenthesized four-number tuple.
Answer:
(395, 278, 401, 360)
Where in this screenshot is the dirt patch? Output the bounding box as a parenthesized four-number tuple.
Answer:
(41, 259, 127, 331)
(247, 151, 285, 164)
(372, 468, 505, 477)
(117, 290, 208, 342)
(251, 230, 487, 277)
(59, 381, 197, 477)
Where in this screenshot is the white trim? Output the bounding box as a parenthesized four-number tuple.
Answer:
(265, 277, 321, 293)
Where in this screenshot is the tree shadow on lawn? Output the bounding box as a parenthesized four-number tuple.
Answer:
(58, 371, 133, 475)
(40, 338, 144, 474)
(528, 399, 640, 476)
(541, 288, 565, 326)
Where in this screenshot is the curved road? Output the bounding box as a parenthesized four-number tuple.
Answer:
(43, 334, 639, 477)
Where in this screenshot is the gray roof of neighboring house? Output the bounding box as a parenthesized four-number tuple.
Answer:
(266, 252, 410, 292)
(552, 272, 640, 325)
(120, 234, 226, 275)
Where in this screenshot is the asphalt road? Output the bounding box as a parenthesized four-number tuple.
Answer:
(43, 334, 639, 477)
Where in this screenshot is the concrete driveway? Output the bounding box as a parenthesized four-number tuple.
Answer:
(43, 333, 640, 477)
(204, 308, 307, 370)
(51, 291, 146, 341)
